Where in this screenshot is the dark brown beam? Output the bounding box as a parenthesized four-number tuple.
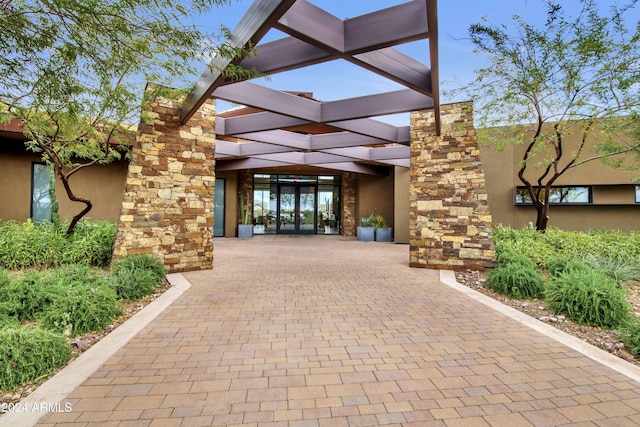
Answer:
(180, 0, 296, 123)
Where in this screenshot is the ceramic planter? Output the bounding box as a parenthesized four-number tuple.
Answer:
(238, 224, 253, 238)
(357, 226, 374, 242)
(375, 227, 392, 242)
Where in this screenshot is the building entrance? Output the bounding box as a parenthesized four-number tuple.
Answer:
(277, 184, 316, 234)
(253, 174, 341, 235)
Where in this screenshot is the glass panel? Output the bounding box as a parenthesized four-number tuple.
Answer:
(318, 184, 339, 234)
(636, 186, 640, 204)
(299, 185, 316, 233)
(515, 186, 591, 205)
(214, 178, 225, 237)
(278, 185, 296, 233)
(253, 179, 275, 235)
(31, 163, 52, 223)
(278, 175, 316, 183)
(548, 187, 590, 204)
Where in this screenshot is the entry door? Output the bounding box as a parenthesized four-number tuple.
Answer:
(277, 185, 317, 234)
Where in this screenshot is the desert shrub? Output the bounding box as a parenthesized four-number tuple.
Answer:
(0, 268, 10, 287)
(619, 320, 640, 356)
(61, 220, 117, 266)
(0, 327, 72, 389)
(546, 256, 592, 277)
(0, 219, 116, 269)
(485, 257, 545, 299)
(493, 226, 640, 273)
(109, 254, 167, 300)
(39, 265, 122, 335)
(583, 253, 640, 287)
(0, 271, 51, 322)
(0, 220, 65, 269)
(546, 268, 631, 328)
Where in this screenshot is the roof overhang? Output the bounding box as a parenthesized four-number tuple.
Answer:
(182, 0, 439, 175)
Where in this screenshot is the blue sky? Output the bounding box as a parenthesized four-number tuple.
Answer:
(190, 0, 569, 125)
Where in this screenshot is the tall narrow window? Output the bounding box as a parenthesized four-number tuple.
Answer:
(636, 186, 640, 204)
(31, 163, 52, 223)
(214, 178, 225, 237)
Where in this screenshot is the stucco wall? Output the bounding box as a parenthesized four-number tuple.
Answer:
(0, 139, 127, 222)
(356, 173, 394, 230)
(481, 138, 640, 232)
(393, 166, 410, 244)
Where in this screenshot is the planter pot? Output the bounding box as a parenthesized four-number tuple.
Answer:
(375, 227, 392, 242)
(357, 226, 374, 242)
(238, 224, 253, 239)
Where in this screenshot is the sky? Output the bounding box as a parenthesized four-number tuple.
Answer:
(187, 0, 589, 125)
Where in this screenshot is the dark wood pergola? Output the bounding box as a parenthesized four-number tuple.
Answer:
(181, 0, 439, 175)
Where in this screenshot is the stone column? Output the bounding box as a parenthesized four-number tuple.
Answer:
(112, 88, 216, 272)
(341, 172, 356, 236)
(409, 102, 495, 270)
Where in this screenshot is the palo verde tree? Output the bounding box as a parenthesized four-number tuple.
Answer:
(463, 0, 640, 231)
(0, 0, 255, 234)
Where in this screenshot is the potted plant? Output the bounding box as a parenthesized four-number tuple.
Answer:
(357, 214, 375, 242)
(373, 214, 392, 242)
(238, 190, 253, 238)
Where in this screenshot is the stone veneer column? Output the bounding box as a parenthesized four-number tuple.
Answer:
(112, 90, 216, 272)
(341, 172, 356, 236)
(409, 102, 495, 270)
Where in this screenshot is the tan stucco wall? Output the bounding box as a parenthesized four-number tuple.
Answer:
(356, 173, 394, 231)
(58, 161, 128, 221)
(393, 167, 410, 244)
(0, 142, 34, 220)
(480, 140, 640, 232)
(0, 139, 127, 222)
(216, 171, 239, 237)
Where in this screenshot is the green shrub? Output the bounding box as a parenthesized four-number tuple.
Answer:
(62, 220, 117, 266)
(39, 265, 122, 335)
(493, 226, 640, 273)
(0, 268, 10, 288)
(583, 253, 640, 287)
(546, 268, 631, 328)
(0, 271, 51, 322)
(0, 327, 72, 389)
(546, 256, 592, 277)
(486, 260, 545, 299)
(619, 319, 640, 356)
(0, 220, 65, 269)
(0, 219, 116, 269)
(109, 255, 166, 300)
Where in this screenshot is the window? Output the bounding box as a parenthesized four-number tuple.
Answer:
(515, 186, 591, 205)
(31, 163, 52, 223)
(636, 186, 640, 204)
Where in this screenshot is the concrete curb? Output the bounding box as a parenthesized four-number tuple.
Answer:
(0, 273, 192, 427)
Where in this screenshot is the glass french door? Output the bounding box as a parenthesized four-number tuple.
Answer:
(277, 184, 317, 234)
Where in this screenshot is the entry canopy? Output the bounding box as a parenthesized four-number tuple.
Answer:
(182, 0, 439, 175)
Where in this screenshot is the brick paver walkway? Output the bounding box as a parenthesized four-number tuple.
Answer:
(24, 237, 640, 425)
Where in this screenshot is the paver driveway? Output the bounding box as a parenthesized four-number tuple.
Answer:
(13, 236, 640, 426)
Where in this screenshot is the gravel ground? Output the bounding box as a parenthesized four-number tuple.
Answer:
(456, 270, 640, 366)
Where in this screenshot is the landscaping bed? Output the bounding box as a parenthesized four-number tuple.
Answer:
(457, 270, 640, 365)
(455, 225, 640, 368)
(0, 220, 169, 411)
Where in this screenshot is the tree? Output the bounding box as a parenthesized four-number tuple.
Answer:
(463, 0, 640, 231)
(0, 0, 255, 234)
